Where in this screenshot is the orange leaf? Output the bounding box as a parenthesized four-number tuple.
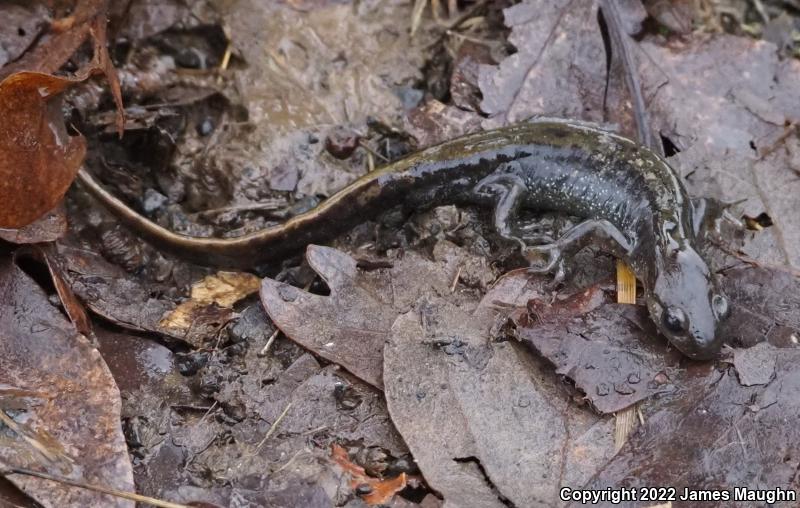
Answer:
(0, 72, 87, 228)
(331, 444, 408, 505)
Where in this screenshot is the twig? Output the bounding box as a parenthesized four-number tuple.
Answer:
(258, 328, 281, 357)
(450, 265, 462, 293)
(0, 411, 66, 464)
(750, 0, 769, 24)
(712, 240, 800, 278)
(219, 25, 233, 72)
(410, 0, 428, 36)
(367, 151, 375, 173)
(198, 401, 219, 426)
(614, 404, 638, 452)
(3, 468, 191, 508)
(255, 402, 293, 452)
(358, 139, 389, 163)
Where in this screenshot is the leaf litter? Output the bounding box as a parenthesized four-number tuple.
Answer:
(3, 0, 800, 506)
(0, 258, 134, 507)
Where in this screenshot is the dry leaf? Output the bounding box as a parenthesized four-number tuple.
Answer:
(0, 258, 134, 507)
(189, 271, 261, 307)
(0, 206, 67, 244)
(331, 444, 408, 505)
(260, 243, 485, 389)
(0, 72, 87, 228)
(159, 271, 258, 338)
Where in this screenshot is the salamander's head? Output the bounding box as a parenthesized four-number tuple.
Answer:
(647, 246, 729, 360)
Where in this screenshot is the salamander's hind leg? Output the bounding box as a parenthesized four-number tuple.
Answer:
(473, 168, 529, 250)
(522, 219, 634, 275)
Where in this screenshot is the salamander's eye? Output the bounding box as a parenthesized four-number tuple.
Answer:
(663, 306, 688, 333)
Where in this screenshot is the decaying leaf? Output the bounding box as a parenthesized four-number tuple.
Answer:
(0, 3, 46, 68)
(14, 246, 94, 338)
(159, 271, 259, 336)
(403, 99, 482, 148)
(732, 342, 777, 386)
(0, 0, 123, 230)
(515, 290, 682, 414)
(633, 29, 800, 269)
(478, 0, 636, 130)
(384, 295, 613, 507)
(260, 242, 488, 389)
(0, 259, 133, 507)
(189, 271, 261, 307)
(0, 72, 87, 229)
(331, 444, 407, 505)
(55, 244, 219, 347)
(586, 352, 800, 500)
(0, 206, 67, 244)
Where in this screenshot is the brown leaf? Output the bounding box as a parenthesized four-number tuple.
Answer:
(478, 0, 636, 132)
(0, 2, 124, 230)
(55, 244, 213, 348)
(331, 444, 407, 505)
(159, 271, 258, 339)
(384, 296, 608, 507)
(0, 206, 67, 244)
(0, 0, 109, 80)
(0, 72, 87, 228)
(585, 351, 800, 498)
(0, 258, 134, 507)
(260, 243, 484, 389)
(517, 300, 681, 413)
(403, 99, 482, 149)
(637, 34, 800, 269)
(13, 245, 94, 338)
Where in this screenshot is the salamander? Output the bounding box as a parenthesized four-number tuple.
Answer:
(77, 119, 730, 359)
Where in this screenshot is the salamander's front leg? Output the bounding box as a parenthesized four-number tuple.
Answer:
(522, 219, 634, 274)
(690, 196, 745, 245)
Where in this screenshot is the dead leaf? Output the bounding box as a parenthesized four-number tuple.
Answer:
(718, 266, 800, 349)
(0, 72, 87, 228)
(733, 342, 777, 386)
(14, 246, 94, 338)
(633, 35, 800, 269)
(55, 244, 218, 348)
(384, 296, 602, 507)
(159, 271, 258, 337)
(0, 3, 47, 68)
(0, 0, 124, 229)
(517, 301, 681, 413)
(450, 40, 495, 113)
(260, 243, 484, 389)
(189, 271, 261, 307)
(0, 258, 134, 507)
(0, 206, 67, 244)
(478, 0, 635, 132)
(403, 100, 482, 148)
(585, 353, 800, 499)
(643, 0, 694, 34)
(331, 444, 408, 505)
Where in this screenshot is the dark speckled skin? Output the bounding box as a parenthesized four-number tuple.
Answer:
(77, 120, 729, 359)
